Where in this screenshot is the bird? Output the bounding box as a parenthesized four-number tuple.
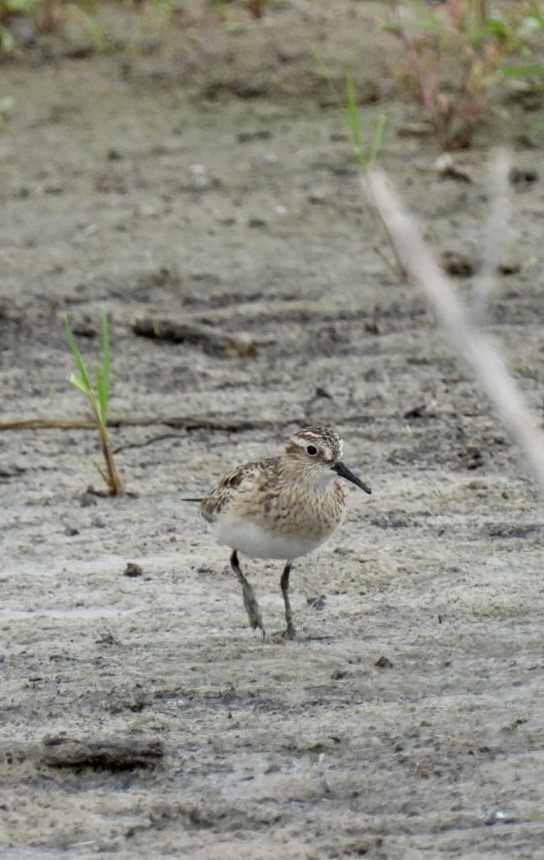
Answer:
(200, 426, 371, 640)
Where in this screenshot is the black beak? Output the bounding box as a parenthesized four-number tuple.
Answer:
(332, 461, 372, 494)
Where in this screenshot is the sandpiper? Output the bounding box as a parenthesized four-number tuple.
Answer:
(200, 426, 371, 639)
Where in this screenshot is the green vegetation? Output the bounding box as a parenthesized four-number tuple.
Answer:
(346, 78, 386, 169)
(0, 0, 35, 50)
(0, 0, 173, 53)
(1, 1, 542, 143)
(346, 82, 409, 281)
(387, 0, 544, 149)
(502, 2, 544, 129)
(63, 312, 124, 496)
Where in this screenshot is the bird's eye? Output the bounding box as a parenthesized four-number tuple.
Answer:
(306, 445, 318, 456)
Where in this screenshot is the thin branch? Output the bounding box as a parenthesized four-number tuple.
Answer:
(0, 413, 384, 435)
(365, 168, 544, 492)
(0, 415, 281, 433)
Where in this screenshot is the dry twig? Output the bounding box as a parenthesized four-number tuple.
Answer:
(365, 168, 544, 492)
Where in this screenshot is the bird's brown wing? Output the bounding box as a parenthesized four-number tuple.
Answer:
(200, 460, 266, 523)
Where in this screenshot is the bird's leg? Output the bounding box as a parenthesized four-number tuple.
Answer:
(230, 550, 265, 639)
(280, 562, 296, 640)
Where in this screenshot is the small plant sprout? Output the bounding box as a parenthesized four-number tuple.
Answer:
(346, 82, 407, 280)
(63, 312, 124, 496)
(346, 78, 386, 169)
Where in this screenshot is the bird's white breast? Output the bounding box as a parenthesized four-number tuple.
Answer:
(210, 516, 331, 561)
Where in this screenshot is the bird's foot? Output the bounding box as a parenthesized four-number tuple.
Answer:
(284, 622, 296, 640)
(270, 624, 297, 644)
(242, 583, 265, 638)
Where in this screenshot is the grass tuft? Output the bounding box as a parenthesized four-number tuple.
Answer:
(63, 312, 124, 496)
(346, 78, 386, 169)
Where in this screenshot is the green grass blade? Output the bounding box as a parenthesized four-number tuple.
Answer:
(97, 311, 110, 423)
(310, 46, 341, 104)
(95, 368, 109, 424)
(502, 63, 544, 79)
(346, 77, 367, 167)
(63, 315, 92, 393)
(69, 373, 91, 395)
(346, 79, 386, 170)
(62, 311, 122, 495)
(65, 4, 111, 52)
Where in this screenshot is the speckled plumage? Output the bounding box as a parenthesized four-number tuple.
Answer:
(201, 427, 371, 639)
